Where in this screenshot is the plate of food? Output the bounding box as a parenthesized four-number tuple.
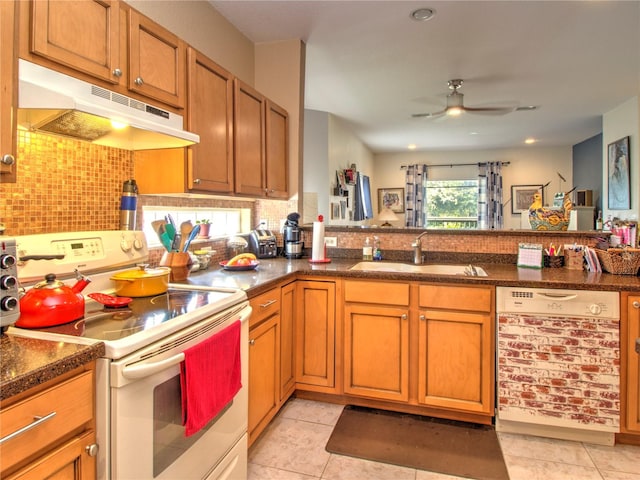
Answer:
(220, 253, 260, 271)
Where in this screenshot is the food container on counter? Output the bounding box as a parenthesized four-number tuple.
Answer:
(110, 265, 171, 297)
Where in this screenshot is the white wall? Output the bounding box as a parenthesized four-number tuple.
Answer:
(374, 147, 573, 230)
(602, 96, 640, 223)
(303, 110, 329, 223)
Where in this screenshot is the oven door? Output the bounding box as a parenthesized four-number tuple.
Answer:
(107, 304, 250, 480)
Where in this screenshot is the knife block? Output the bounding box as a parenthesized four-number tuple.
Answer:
(160, 252, 192, 282)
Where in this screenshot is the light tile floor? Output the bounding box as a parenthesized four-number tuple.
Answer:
(248, 398, 640, 480)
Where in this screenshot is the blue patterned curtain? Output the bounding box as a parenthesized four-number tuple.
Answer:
(404, 164, 428, 227)
(478, 162, 503, 229)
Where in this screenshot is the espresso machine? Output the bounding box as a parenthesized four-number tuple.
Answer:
(283, 212, 303, 259)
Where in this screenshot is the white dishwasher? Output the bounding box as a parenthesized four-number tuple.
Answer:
(496, 287, 620, 445)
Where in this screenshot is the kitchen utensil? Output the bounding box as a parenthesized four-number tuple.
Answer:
(110, 265, 171, 297)
(182, 224, 201, 252)
(88, 292, 133, 307)
(179, 221, 193, 252)
(16, 271, 91, 328)
(219, 260, 260, 271)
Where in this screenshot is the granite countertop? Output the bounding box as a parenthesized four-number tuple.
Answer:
(4, 254, 637, 402)
(181, 256, 640, 297)
(0, 334, 105, 402)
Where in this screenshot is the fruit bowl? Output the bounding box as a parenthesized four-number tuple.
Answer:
(219, 260, 260, 271)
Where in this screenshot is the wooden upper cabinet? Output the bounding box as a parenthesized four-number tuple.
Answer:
(265, 100, 289, 199)
(1, 0, 17, 182)
(30, 0, 121, 84)
(234, 79, 266, 196)
(186, 48, 234, 193)
(127, 9, 185, 109)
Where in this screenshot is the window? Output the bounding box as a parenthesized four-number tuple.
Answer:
(142, 207, 251, 247)
(425, 179, 479, 229)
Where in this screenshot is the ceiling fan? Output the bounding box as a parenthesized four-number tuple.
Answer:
(412, 79, 514, 118)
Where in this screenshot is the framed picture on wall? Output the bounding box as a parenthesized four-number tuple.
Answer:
(511, 185, 544, 214)
(378, 188, 405, 213)
(607, 136, 630, 210)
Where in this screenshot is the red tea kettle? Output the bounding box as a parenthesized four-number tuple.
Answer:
(16, 271, 91, 329)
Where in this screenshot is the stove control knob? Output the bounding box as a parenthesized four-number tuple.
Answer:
(1, 296, 18, 311)
(0, 254, 16, 269)
(1, 275, 17, 289)
(588, 303, 602, 315)
(133, 238, 143, 250)
(120, 238, 132, 252)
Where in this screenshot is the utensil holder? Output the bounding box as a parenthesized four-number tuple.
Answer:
(160, 252, 192, 282)
(543, 255, 564, 268)
(564, 250, 584, 270)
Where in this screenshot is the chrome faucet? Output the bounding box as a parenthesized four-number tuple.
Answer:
(412, 231, 428, 264)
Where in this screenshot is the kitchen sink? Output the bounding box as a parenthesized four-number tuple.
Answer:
(349, 262, 488, 276)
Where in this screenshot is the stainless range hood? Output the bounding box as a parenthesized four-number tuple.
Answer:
(18, 59, 199, 150)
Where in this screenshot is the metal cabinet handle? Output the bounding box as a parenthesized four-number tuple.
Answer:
(85, 443, 99, 457)
(193, 178, 201, 184)
(1, 154, 15, 166)
(112, 68, 122, 78)
(419, 314, 426, 321)
(260, 299, 277, 309)
(401, 314, 407, 320)
(134, 77, 144, 86)
(249, 339, 255, 346)
(0, 411, 56, 445)
(633, 301, 640, 309)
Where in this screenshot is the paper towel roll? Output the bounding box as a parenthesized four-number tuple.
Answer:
(312, 220, 325, 261)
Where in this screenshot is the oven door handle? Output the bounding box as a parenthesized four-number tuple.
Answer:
(122, 352, 185, 380)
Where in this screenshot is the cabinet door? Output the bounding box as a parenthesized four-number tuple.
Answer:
(295, 281, 336, 390)
(30, 0, 120, 85)
(187, 48, 234, 193)
(0, 0, 16, 182)
(6, 430, 97, 480)
(234, 79, 265, 196)
(248, 316, 279, 446)
(627, 296, 640, 433)
(344, 304, 409, 402)
(264, 100, 288, 199)
(417, 309, 493, 415)
(280, 282, 296, 401)
(127, 9, 185, 108)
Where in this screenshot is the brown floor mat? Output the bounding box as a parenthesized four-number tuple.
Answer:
(326, 406, 509, 480)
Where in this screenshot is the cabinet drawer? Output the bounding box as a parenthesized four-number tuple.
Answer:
(419, 284, 492, 312)
(344, 280, 409, 306)
(0, 371, 93, 474)
(250, 288, 281, 328)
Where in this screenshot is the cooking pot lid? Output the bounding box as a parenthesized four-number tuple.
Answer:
(110, 266, 171, 280)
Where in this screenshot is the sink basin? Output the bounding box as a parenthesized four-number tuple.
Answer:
(349, 262, 488, 276)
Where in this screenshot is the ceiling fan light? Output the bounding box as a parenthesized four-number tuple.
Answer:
(447, 107, 463, 116)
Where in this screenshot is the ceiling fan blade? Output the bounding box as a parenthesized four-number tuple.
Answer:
(412, 109, 446, 118)
(463, 106, 513, 116)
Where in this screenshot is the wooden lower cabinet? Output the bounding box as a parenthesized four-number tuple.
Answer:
(343, 281, 410, 402)
(280, 282, 296, 401)
(248, 314, 279, 446)
(621, 293, 640, 440)
(295, 280, 336, 391)
(0, 366, 97, 479)
(417, 284, 494, 416)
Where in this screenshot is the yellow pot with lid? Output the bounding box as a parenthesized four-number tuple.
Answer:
(110, 265, 171, 297)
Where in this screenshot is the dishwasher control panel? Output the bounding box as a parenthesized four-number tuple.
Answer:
(496, 287, 619, 319)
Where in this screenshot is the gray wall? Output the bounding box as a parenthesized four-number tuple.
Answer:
(573, 133, 603, 213)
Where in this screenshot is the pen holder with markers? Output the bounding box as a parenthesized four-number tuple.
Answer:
(544, 255, 565, 268)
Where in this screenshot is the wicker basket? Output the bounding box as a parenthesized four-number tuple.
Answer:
(595, 248, 640, 275)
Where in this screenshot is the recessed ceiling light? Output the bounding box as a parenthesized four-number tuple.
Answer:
(410, 8, 436, 21)
(516, 106, 539, 111)
(525, 138, 536, 144)
(407, 144, 417, 150)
